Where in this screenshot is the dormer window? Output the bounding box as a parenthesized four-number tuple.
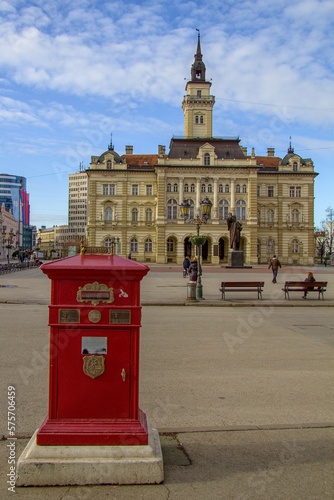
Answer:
(107, 160, 112, 170)
(204, 153, 210, 166)
(293, 162, 298, 172)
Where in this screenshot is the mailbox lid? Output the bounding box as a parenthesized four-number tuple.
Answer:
(41, 255, 149, 306)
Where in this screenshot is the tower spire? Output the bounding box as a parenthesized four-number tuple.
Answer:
(108, 133, 114, 151)
(191, 29, 206, 81)
(182, 33, 215, 139)
(287, 136, 294, 154)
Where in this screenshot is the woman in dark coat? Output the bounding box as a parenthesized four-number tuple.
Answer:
(189, 257, 198, 282)
(303, 271, 316, 298)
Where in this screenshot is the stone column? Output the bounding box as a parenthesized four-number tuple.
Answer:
(196, 177, 201, 212)
(213, 178, 218, 219)
(230, 178, 236, 215)
(178, 177, 184, 205)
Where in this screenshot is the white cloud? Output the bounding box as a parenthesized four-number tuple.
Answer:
(0, 0, 333, 228)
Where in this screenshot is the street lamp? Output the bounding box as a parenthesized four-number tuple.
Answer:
(180, 197, 212, 299)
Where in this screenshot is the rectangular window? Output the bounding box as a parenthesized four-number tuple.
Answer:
(296, 186, 301, 197)
(268, 186, 274, 197)
(146, 185, 152, 196)
(257, 186, 261, 196)
(110, 184, 115, 195)
(103, 184, 108, 195)
(132, 184, 138, 195)
(290, 186, 295, 197)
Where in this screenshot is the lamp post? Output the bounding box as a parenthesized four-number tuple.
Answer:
(180, 197, 212, 300)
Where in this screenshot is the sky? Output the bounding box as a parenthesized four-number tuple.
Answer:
(0, 0, 333, 229)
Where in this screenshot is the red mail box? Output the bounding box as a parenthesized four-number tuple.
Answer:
(36, 254, 149, 446)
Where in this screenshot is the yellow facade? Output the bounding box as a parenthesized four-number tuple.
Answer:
(86, 36, 317, 266)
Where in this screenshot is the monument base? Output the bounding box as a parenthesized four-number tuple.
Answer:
(16, 424, 163, 486)
(228, 250, 244, 268)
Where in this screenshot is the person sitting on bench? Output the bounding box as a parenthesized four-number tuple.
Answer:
(303, 272, 316, 299)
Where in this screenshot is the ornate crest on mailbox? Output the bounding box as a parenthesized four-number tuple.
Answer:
(83, 355, 105, 379)
(77, 281, 114, 306)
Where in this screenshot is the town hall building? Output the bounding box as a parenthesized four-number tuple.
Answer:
(85, 35, 317, 266)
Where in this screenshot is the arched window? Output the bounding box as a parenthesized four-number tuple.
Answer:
(167, 199, 178, 220)
(201, 184, 206, 193)
(167, 183, 171, 192)
(267, 209, 274, 223)
(167, 238, 174, 252)
(200, 115, 204, 124)
(242, 184, 247, 193)
(145, 238, 153, 252)
(105, 207, 113, 221)
(204, 153, 210, 166)
(184, 183, 189, 193)
(195, 115, 199, 124)
(131, 208, 138, 222)
(107, 160, 112, 170)
(292, 239, 299, 253)
(130, 237, 138, 253)
(190, 184, 195, 193)
(218, 184, 223, 193)
(208, 184, 213, 193)
(219, 199, 229, 220)
(105, 238, 112, 249)
(225, 184, 229, 193)
(236, 200, 246, 220)
(292, 209, 299, 223)
(146, 208, 152, 223)
(236, 184, 241, 193)
(173, 183, 178, 192)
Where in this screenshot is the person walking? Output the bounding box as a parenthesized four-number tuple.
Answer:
(303, 271, 316, 299)
(182, 256, 191, 277)
(268, 255, 281, 283)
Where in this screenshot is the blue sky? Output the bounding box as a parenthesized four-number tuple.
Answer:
(0, 0, 333, 229)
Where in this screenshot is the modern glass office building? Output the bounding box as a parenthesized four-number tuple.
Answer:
(0, 174, 30, 248)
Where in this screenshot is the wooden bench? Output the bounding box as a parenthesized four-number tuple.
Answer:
(220, 281, 264, 300)
(282, 281, 328, 300)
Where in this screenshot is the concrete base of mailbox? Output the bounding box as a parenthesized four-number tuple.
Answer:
(16, 424, 163, 486)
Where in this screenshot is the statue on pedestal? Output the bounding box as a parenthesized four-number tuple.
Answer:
(227, 213, 242, 251)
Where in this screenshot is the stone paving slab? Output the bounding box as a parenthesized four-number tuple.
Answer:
(1, 428, 333, 499)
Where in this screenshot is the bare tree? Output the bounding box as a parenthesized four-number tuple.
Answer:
(324, 206, 334, 256)
(317, 207, 334, 263)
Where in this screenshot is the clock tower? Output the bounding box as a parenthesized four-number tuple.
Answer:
(182, 32, 215, 138)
